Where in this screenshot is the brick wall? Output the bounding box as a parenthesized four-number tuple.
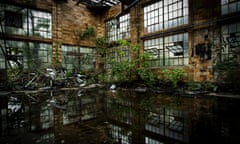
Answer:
(2, 0, 237, 82)
(189, 0, 220, 81)
(3, 0, 105, 64)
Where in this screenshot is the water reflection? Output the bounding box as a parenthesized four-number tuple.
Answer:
(0, 89, 240, 144)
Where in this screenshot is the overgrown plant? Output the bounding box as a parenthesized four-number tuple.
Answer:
(109, 59, 133, 82)
(107, 39, 156, 85)
(136, 67, 156, 86)
(107, 40, 133, 82)
(135, 49, 156, 86)
(162, 68, 185, 88)
(7, 67, 22, 90)
(76, 26, 95, 40)
(96, 37, 108, 57)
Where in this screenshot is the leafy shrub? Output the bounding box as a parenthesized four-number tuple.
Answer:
(162, 68, 185, 88)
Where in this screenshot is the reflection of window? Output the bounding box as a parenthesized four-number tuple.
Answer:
(107, 95, 132, 124)
(40, 106, 53, 129)
(109, 125, 132, 144)
(80, 96, 96, 121)
(106, 13, 130, 41)
(144, 0, 188, 33)
(144, 33, 188, 67)
(1, 3, 52, 38)
(221, 0, 240, 15)
(145, 108, 187, 142)
(63, 99, 81, 125)
(145, 137, 163, 144)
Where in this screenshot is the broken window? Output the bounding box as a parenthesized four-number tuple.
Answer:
(166, 41, 184, 56)
(106, 13, 130, 41)
(62, 45, 96, 72)
(1, 3, 52, 38)
(144, 33, 188, 67)
(227, 33, 240, 48)
(221, 22, 240, 63)
(4, 11, 23, 28)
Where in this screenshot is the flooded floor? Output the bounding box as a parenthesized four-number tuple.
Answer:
(0, 88, 240, 144)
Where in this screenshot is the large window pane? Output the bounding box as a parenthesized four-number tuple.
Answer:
(144, 0, 188, 33)
(144, 1, 163, 33)
(106, 13, 130, 41)
(106, 45, 131, 69)
(144, 33, 188, 67)
(62, 45, 96, 72)
(0, 40, 52, 69)
(221, 22, 240, 63)
(0, 3, 52, 38)
(221, 0, 240, 15)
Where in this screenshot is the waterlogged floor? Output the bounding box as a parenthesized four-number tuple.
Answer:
(0, 88, 240, 144)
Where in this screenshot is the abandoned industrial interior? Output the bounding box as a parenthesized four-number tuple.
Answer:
(0, 0, 240, 144)
(0, 0, 240, 89)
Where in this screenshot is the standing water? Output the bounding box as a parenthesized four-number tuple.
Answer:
(0, 88, 240, 144)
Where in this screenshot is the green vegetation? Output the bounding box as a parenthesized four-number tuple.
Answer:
(162, 68, 185, 88)
(96, 37, 108, 57)
(104, 39, 156, 86)
(76, 26, 96, 40)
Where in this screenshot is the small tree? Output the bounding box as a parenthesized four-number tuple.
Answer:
(107, 39, 156, 86)
(76, 26, 96, 40)
(162, 68, 185, 88)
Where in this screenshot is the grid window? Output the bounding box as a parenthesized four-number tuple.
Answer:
(80, 95, 96, 121)
(107, 46, 131, 68)
(28, 42, 52, 65)
(0, 42, 5, 68)
(119, 13, 130, 39)
(79, 47, 96, 70)
(62, 45, 96, 72)
(109, 125, 132, 144)
(28, 10, 52, 38)
(221, 22, 240, 62)
(144, 108, 187, 142)
(221, 0, 240, 15)
(40, 106, 54, 129)
(106, 19, 118, 41)
(0, 3, 52, 38)
(0, 40, 52, 69)
(144, 33, 188, 67)
(144, 38, 164, 67)
(144, 1, 163, 33)
(144, 0, 188, 33)
(145, 137, 164, 144)
(107, 95, 132, 124)
(106, 13, 130, 41)
(63, 98, 81, 125)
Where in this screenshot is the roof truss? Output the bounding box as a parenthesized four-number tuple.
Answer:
(76, 0, 136, 8)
